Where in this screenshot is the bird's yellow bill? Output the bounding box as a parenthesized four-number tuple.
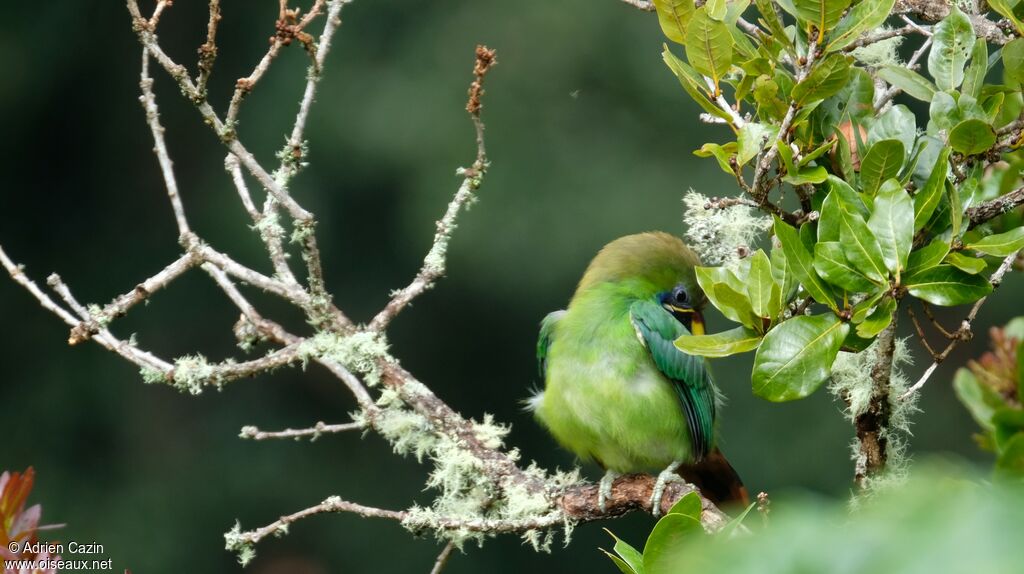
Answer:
(665, 306, 705, 336)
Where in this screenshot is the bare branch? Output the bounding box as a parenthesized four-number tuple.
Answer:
(429, 542, 456, 574)
(901, 251, 1020, 399)
(140, 49, 190, 237)
(368, 46, 497, 331)
(240, 421, 363, 441)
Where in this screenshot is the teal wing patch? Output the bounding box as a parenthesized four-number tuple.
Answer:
(537, 310, 566, 379)
(629, 299, 716, 460)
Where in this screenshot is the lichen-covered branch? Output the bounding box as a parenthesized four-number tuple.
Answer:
(854, 322, 897, 489)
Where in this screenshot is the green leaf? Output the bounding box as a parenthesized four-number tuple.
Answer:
(748, 249, 780, 318)
(784, 165, 829, 185)
(996, 433, 1024, 476)
(868, 105, 917, 153)
(643, 514, 703, 574)
(754, 0, 794, 52)
(963, 38, 989, 99)
(737, 123, 778, 167)
(1003, 38, 1024, 86)
(663, 47, 735, 124)
(706, 0, 728, 20)
(793, 0, 851, 32)
(685, 7, 734, 90)
(906, 239, 951, 275)
(604, 529, 645, 574)
(675, 326, 763, 357)
(966, 227, 1024, 256)
(948, 174, 964, 238)
(953, 368, 1001, 432)
(603, 551, 639, 574)
(719, 502, 757, 538)
(826, 0, 895, 52)
(1018, 340, 1024, 403)
(946, 251, 987, 274)
(792, 54, 852, 106)
(877, 66, 937, 102)
(667, 492, 702, 519)
(654, 0, 696, 44)
(819, 176, 867, 242)
(988, 0, 1024, 37)
(868, 179, 914, 275)
(752, 314, 849, 401)
(927, 6, 975, 91)
(694, 142, 738, 174)
(814, 241, 880, 292)
(860, 140, 905, 196)
(770, 245, 799, 303)
(851, 288, 887, 323)
(856, 296, 895, 338)
(774, 217, 838, 311)
(696, 267, 759, 327)
(914, 146, 951, 231)
(905, 265, 993, 306)
(838, 202, 889, 283)
(948, 119, 996, 155)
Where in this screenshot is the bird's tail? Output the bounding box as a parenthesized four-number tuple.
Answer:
(677, 448, 749, 507)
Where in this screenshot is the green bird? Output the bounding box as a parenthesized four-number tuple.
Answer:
(529, 232, 745, 513)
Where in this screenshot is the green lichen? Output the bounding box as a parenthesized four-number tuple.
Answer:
(830, 338, 918, 500)
(302, 331, 393, 385)
(851, 30, 904, 68)
(224, 521, 256, 567)
(682, 190, 770, 267)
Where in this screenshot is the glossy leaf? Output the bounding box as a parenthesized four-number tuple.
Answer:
(663, 47, 734, 123)
(737, 123, 778, 167)
(793, 0, 851, 32)
(770, 246, 799, 303)
(675, 326, 763, 357)
(860, 139, 905, 195)
(826, 0, 895, 52)
(905, 265, 992, 306)
(752, 314, 849, 402)
(814, 241, 879, 292)
(838, 201, 888, 283)
(877, 66, 937, 102)
(868, 179, 914, 275)
(856, 296, 895, 338)
(914, 146, 951, 231)
(962, 38, 988, 99)
(654, 0, 696, 44)
(667, 492, 702, 519)
(792, 54, 852, 107)
(604, 529, 645, 574)
(966, 227, 1024, 256)
(906, 240, 950, 275)
(1003, 39, 1024, 86)
(927, 6, 975, 91)
(748, 249, 781, 319)
(868, 105, 917, 153)
(694, 142, 738, 174)
(988, 0, 1024, 36)
(948, 119, 996, 155)
(946, 252, 988, 274)
(685, 7, 733, 90)
(774, 217, 838, 311)
(643, 514, 702, 574)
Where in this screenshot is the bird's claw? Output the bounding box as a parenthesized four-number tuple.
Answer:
(650, 461, 683, 517)
(598, 470, 621, 513)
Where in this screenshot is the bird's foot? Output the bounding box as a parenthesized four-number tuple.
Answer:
(650, 461, 684, 517)
(598, 470, 621, 513)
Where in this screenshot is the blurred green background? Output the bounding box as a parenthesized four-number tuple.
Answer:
(1, 1, 1018, 572)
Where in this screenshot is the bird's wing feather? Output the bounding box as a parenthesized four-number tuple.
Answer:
(629, 299, 715, 460)
(537, 310, 566, 379)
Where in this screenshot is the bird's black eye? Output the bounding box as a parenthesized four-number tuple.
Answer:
(671, 286, 689, 306)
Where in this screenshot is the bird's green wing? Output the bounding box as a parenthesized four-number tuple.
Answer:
(537, 310, 566, 379)
(630, 299, 716, 460)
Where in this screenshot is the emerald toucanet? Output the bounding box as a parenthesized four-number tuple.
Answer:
(529, 232, 745, 512)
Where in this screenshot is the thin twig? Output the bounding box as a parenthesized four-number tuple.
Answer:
(901, 251, 1020, 399)
(140, 49, 190, 237)
(368, 46, 497, 331)
(429, 542, 456, 574)
(240, 421, 363, 441)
